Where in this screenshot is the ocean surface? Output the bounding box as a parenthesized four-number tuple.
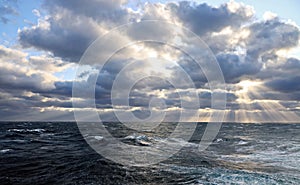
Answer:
(0, 122, 299, 185)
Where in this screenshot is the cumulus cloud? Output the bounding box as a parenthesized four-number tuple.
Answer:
(174, 1, 254, 35)
(216, 53, 261, 83)
(0, 46, 55, 91)
(0, 45, 79, 119)
(44, 0, 129, 22)
(246, 19, 300, 58)
(19, 12, 103, 62)
(18, 0, 138, 62)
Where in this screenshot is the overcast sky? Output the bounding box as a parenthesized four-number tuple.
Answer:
(0, 0, 300, 122)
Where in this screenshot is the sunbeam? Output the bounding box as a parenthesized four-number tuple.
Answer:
(234, 80, 300, 123)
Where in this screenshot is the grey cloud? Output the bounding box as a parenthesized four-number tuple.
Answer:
(126, 21, 175, 41)
(48, 81, 73, 97)
(43, 80, 110, 101)
(198, 91, 237, 109)
(265, 76, 300, 93)
(19, 14, 100, 62)
(280, 58, 300, 71)
(255, 57, 300, 80)
(247, 19, 300, 58)
(216, 53, 261, 83)
(18, 0, 135, 62)
(0, 67, 52, 92)
(203, 18, 300, 84)
(18, 1, 255, 62)
(131, 76, 174, 91)
(0, 46, 77, 112)
(173, 1, 253, 35)
(0, 88, 73, 120)
(3, 0, 300, 121)
(175, 57, 207, 88)
(253, 91, 300, 102)
(29, 56, 72, 73)
(44, 0, 128, 23)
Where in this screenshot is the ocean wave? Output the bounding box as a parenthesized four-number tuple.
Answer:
(0, 122, 299, 184)
(8, 128, 46, 134)
(0, 149, 12, 153)
(123, 134, 155, 146)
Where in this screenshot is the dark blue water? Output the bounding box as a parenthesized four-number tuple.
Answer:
(0, 122, 299, 184)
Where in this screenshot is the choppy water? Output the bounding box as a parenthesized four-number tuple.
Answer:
(0, 122, 299, 184)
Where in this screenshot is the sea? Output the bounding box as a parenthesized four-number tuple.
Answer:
(0, 122, 299, 185)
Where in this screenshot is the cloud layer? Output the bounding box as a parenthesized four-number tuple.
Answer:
(1, 0, 300, 122)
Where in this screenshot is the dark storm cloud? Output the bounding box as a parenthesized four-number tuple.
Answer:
(17, 0, 255, 62)
(246, 19, 300, 58)
(173, 1, 253, 35)
(49, 81, 73, 97)
(175, 58, 208, 88)
(0, 66, 50, 92)
(245, 56, 300, 102)
(280, 58, 300, 72)
(216, 53, 261, 83)
(19, 16, 99, 62)
(43, 78, 111, 101)
(18, 0, 132, 62)
(210, 19, 300, 83)
(255, 57, 300, 81)
(265, 76, 300, 93)
(197, 91, 237, 109)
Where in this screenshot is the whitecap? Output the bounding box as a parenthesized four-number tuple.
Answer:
(30, 129, 46, 133)
(0, 149, 12, 153)
(94, 136, 104, 141)
(216, 138, 223, 142)
(237, 141, 249, 145)
(8, 128, 46, 133)
(124, 134, 154, 146)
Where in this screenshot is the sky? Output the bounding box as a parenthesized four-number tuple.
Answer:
(0, 0, 300, 122)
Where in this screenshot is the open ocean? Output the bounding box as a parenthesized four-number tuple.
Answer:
(0, 122, 299, 185)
